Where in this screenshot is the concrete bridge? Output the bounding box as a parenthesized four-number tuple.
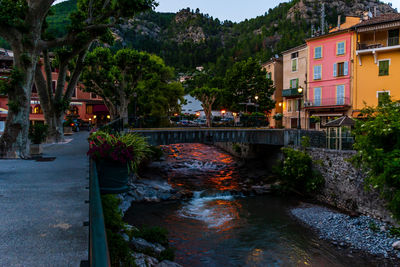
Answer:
(129, 128, 326, 147)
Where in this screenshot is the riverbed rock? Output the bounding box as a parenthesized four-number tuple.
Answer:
(156, 260, 183, 267)
(132, 252, 159, 267)
(392, 241, 400, 250)
(130, 237, 166, 256)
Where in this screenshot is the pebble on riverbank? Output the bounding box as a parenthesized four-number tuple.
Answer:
(291, 205, 400, 260)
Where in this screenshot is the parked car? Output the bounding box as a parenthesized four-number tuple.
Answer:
(193, 119, 206, 126)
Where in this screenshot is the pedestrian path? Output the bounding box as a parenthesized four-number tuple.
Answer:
(0, 132, 89, 266)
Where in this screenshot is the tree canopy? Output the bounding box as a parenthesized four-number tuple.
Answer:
(82, 47, 184, 124)
(224, 58, 275, 113)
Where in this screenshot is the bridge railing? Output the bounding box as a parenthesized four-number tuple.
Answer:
(89, 159, 111, 267)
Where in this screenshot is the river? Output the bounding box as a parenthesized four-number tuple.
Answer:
(125, 143, 381, 267)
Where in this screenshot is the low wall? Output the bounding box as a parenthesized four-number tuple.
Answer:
(307, 148, 395, 224)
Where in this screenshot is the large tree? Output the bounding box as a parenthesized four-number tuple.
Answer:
(82, 47, 184, 124)
(224, 57, 275, 113)
(0, 0, 155, 158)
(191, 86, 221, 127)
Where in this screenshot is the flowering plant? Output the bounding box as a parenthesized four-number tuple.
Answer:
(87, 131, 150, 172)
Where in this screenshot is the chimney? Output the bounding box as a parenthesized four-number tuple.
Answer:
(321, 3, 326, 34)
(337, 15, 341, 30)
(374, 6, 377, 17)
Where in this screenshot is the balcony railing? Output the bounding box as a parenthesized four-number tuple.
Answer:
(282, 88, 302, 97)
(357, 43, 383, 50)
(304, 97, 351, 108)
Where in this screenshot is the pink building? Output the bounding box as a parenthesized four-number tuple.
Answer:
(305, 17, 359, 128)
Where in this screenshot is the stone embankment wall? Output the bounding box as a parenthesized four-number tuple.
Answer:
(307, 148, 395, 224)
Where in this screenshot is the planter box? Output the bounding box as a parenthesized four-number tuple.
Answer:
(64, 126, 73, 136)
(30, 144, 43, 157)
(96, 160, 130, 194)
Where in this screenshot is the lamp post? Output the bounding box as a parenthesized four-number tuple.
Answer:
(255, 95, 259, 113)
(297, 86, 303, 130)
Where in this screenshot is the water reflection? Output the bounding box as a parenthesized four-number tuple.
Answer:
(126, 144, 384, 267)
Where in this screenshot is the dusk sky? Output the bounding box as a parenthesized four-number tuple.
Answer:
(53, 0, 400, 22)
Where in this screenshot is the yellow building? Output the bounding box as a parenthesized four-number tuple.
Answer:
(353, 13, 400, 115)
(261, 57, 283, 128)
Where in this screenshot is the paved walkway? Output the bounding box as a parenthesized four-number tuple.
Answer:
(0, 132, 89, 266)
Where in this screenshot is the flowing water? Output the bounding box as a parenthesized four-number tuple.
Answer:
(125, 144, 381, 267)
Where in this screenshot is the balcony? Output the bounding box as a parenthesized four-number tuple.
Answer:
(282, 88, 302, 98)
(304, 97, 351, 108)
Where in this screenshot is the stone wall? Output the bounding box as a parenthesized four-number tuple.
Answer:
(307, 148, 395, 224)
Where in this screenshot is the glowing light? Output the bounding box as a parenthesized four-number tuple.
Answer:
(89, 118, 92, 121)
(233, 112, 237, 117)
(93, 115, 97, 119)
(174, 113, 179, 116)
(107, 115, 111, 119)
(221, 110, 226, 115)
(278, 102, 282, 107)
(196, 112, 200, 117)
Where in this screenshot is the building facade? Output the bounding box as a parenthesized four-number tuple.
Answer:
(261, 57, 283, 128)
(353, 13, 400, 114)
(0, 48, 109, 133)
(282, 44, 308, 129)
(306, 17, 359, 129)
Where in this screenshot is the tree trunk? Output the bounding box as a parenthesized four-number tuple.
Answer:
(45, 112, 64, 143)
(204, 105, 212, 127)
(0, 52, 37, 158)
(118, 100, 129, 125)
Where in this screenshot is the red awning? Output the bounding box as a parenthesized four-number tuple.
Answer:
(93, 104, 109, 113)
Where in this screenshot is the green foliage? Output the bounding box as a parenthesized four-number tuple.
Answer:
(232, 143, 242, 155)
(300, 136, 311, 149)
(29, 124, 48, 144)
(224, 58, 275, 112)
(275, 147, 324, 196)
(89, 131, 151, 172)
(389, 227, 400, 238)
(101, 195, 136, 266)
(82, 47, 184, 123)
(149, 146, 164, 161)
(352, 95, 400, 220)
(273, 113, 283, 121)
(368, 220, 379, 232)
(134, 226, 169, 247)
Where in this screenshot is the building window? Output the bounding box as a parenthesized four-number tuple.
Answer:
(91, 93, 97, 99)
(336, 85, 345, 105)
(314, 87, 321, 106)
(379, 60, 390, 76)
(72, 87, 76, 98)
(291, 58, 298, 72)
(333, 61, 348, 77)
(314, 46, 322, 59)
(52, 81, 56, 93)
(337, 41, 345, 55)
(290, 78, 299, 89)
(33, 105, 43, 114)
(86, 104, 93, 114)
(266, 72, 272, 79)
(388, 29, 399, 46)
(377, 91, 390, 106)
(291, 52, 298, 59)
(313, 65, 322, 80)
(287, 100, 292, 112)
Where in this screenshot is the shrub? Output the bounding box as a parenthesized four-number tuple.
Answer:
(232, 143, 242, 155)
(275, 147, 324, 196)
(29, 124, 48, 144)
(134, 226, 169, 247)
(352, 95, 400, 220)
(101, 195, 136, 266)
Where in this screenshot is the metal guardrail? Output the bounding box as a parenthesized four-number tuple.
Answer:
(99, 118, 124, 133)
(89, 160, 111, 267)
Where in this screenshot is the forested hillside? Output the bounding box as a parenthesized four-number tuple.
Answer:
(1, 0, 397, 73)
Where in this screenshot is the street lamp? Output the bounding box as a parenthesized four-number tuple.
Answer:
(297, 86, 303, 129)
(255, 95, 259, 113)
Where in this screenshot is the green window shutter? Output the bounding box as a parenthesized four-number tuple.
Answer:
(379, 60, 389, 76)
(296, 79, 299, 88)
